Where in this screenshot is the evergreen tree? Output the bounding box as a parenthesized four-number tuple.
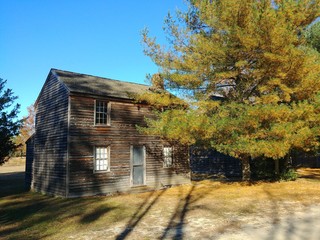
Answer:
(0, 78, 22, 165)
(305, 21, 320, 52)
(140, 0, 320, 180)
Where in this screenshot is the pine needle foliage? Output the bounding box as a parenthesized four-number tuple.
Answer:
(140, 0, 320, 180)
(0, 78, 22, 165)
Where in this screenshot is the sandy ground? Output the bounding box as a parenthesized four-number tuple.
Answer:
(68, 199, 320, 240)
(215, 205, 320, 240)
(2, 164, 320, 240)
(0, 164, 25, 173)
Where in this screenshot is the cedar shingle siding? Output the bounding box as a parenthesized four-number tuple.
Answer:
(29, 72, 69, 196)
(26, 69, 190, 197)
(190, 148, 242, 179)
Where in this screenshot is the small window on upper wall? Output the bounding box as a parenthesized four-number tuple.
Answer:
(95, 100, 111, 125)
(163, 147, 173, 168)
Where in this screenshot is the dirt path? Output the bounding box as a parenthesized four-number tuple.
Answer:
(216, 204, 320, 240)
(67, 201, 320, 240)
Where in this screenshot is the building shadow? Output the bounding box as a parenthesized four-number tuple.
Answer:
(0, 171, 26, 197)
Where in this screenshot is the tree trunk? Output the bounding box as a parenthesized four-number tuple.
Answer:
(275, 159, 280, 176)
(284, 154, 292, 170)
(242, 157, 251, 181)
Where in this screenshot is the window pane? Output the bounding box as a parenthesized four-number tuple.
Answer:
(95, 147, 109, 171)
(133, 146, 144, 165)
(163, 147, 173, 167)
(133, 166, 144, 185)
(95, 101, 108, 125)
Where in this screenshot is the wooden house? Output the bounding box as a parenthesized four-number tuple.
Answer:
(25, 69, 190, 197)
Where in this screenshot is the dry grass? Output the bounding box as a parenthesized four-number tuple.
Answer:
(2, 157, 26, 167)
(0, 167, 319, 239)
(297, 168, 320, 181)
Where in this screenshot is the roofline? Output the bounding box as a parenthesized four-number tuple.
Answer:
(25, 133, 35, 144)
(34, 70, 53, 108)
(34, 68, 70, 108)
(34, 68, 152, 108)
(51, 68, 150, 88)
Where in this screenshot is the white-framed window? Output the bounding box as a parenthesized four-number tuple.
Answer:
(163, 146, 173, 168)
(95, 100, 111, 125)
(94, 146, 110, 172)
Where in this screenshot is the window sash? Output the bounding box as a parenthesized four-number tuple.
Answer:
(95, 101, 110, 125)
(94, 147, 109, 172)
(163, 147, 173, 168)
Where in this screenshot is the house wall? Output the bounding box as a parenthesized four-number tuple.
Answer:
(31, 73, 69, 196)
(190, 147, 242, 179)
(292, 152, 320, 168)
(68, 94, 190, 197)
(25, 135, 34, 190)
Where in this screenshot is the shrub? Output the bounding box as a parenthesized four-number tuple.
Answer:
(280, 168, 299, 181)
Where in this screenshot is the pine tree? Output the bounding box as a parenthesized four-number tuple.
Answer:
(305, 21, 320, 52)
(0, 78, 22, 165)
(140, 0, 320, 180)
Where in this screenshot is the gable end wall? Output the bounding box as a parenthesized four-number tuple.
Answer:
(32, 73, 69, 196)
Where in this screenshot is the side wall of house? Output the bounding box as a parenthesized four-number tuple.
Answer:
(25, 135, 34, 190)
(68, 95, 190, 197)
(190, 148, 242, 179)
(292, 152, 320, 168)
(32, 73, 69, 196)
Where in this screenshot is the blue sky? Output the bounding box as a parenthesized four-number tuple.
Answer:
(1, 0, 185, 118)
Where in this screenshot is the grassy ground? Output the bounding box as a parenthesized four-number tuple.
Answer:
(0, 160, 320, 240)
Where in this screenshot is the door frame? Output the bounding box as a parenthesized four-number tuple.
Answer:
(130, 145, 146, 187)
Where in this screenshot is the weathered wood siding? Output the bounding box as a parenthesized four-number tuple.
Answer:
(25, 135, 34, 190)
(190, 147, 242, 179)
(32, 73, 69, 196)
(292, 152, 320, 168)
(68, 95, 190, 197)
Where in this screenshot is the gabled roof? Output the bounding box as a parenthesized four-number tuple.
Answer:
(51, 68, 150, 100)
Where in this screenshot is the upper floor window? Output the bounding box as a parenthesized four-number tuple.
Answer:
(163, 146, 173, 168)
(95, 100, 110, 125)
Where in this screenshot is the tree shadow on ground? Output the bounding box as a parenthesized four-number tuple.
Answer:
(262, 187, 319, 240)
(159, 185, 196, 240)
(297, 168, 320, 181)
(115, 182, 233, 240)
(0, 171, 122, 240)
(0, 194, 118, 240)
(79, 203, 116, 224)
(115, 189, 168, 240)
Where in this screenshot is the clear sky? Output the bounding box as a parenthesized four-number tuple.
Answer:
(0, 0, 186, 118)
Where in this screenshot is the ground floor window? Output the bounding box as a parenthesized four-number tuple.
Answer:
(163, 146, 173, 168)
(94, 146, 110, 172)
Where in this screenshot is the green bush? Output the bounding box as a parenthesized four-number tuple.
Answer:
(280, 168, 299, 181)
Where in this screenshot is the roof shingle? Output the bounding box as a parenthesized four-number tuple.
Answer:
(52, 68, 150, 100)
